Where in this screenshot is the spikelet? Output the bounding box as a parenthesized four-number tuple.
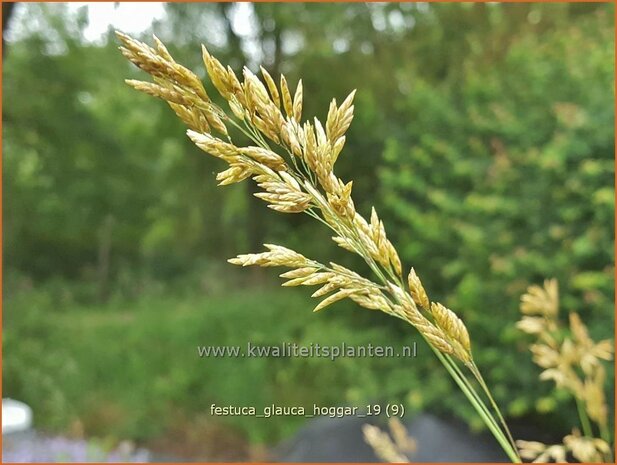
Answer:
(387, 284, 456, 358)
(228, 244, 312, 268)
(292, 80, 303, 122)
(260, 66, 280, 108)
(254, 171, 311, 213)
(125, 80, 194, 106)
(326, 89, 356, 142)
(280, 75, 294, 119)
(117, 31, 208, 101)
(313, 289, 357, 312)
(240, 147, 287, 171)
(187, 131, 237, 161)
(152, 34, 174, 61)
(430, 302, 471, 359)
(216, 165, 253, 186)
(202, 44, 237, 101)
(407, 268, 429, 309)
(332, 235, 357, 253)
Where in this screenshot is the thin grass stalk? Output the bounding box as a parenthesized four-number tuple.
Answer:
(575, 396, 594, 438)
(432, 349, 521, 463)
(469, 362, 520, 457)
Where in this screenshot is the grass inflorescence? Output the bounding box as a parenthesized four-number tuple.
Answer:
(516, 280, 613, 463)
(117, 31, 522, 462)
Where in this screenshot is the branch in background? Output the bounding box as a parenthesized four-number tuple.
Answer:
(2, 2, 17, 56)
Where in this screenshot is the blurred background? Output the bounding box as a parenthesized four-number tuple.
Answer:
(2, 2, 615, 462)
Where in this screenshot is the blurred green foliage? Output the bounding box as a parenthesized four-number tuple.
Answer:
(378, 3, 615, 426)
(3, 278, 449, 446)
(3, 1, 614, 450)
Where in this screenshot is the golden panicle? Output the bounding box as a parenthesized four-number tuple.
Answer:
(119, 33, 491, 418)
(516, 440, 567, 463)
(388, 417, 417, 455)
(564, 429, 612, 463)
(520, 278, 559, 317)
(583, 367, 608, 427)
(121, 35, 566, 461)
(362, 424, 410, 463)
(518, 280, 613, 463)
(569, 312, 613, 374)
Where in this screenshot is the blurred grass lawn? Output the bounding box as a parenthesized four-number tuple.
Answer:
(4, 278, 430, 450)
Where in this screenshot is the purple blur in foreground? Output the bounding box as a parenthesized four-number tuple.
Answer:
(2, 434, 150, 462)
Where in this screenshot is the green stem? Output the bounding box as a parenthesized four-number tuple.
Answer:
(445, 357, 505, 434)
(433, 349, 521, 463)
(446, 356, 504, 429)
(599, 421, 611, 446)
(469, 362, 519, 458)
(226, 117, 261, 145)
(575, 396, 594, 438)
